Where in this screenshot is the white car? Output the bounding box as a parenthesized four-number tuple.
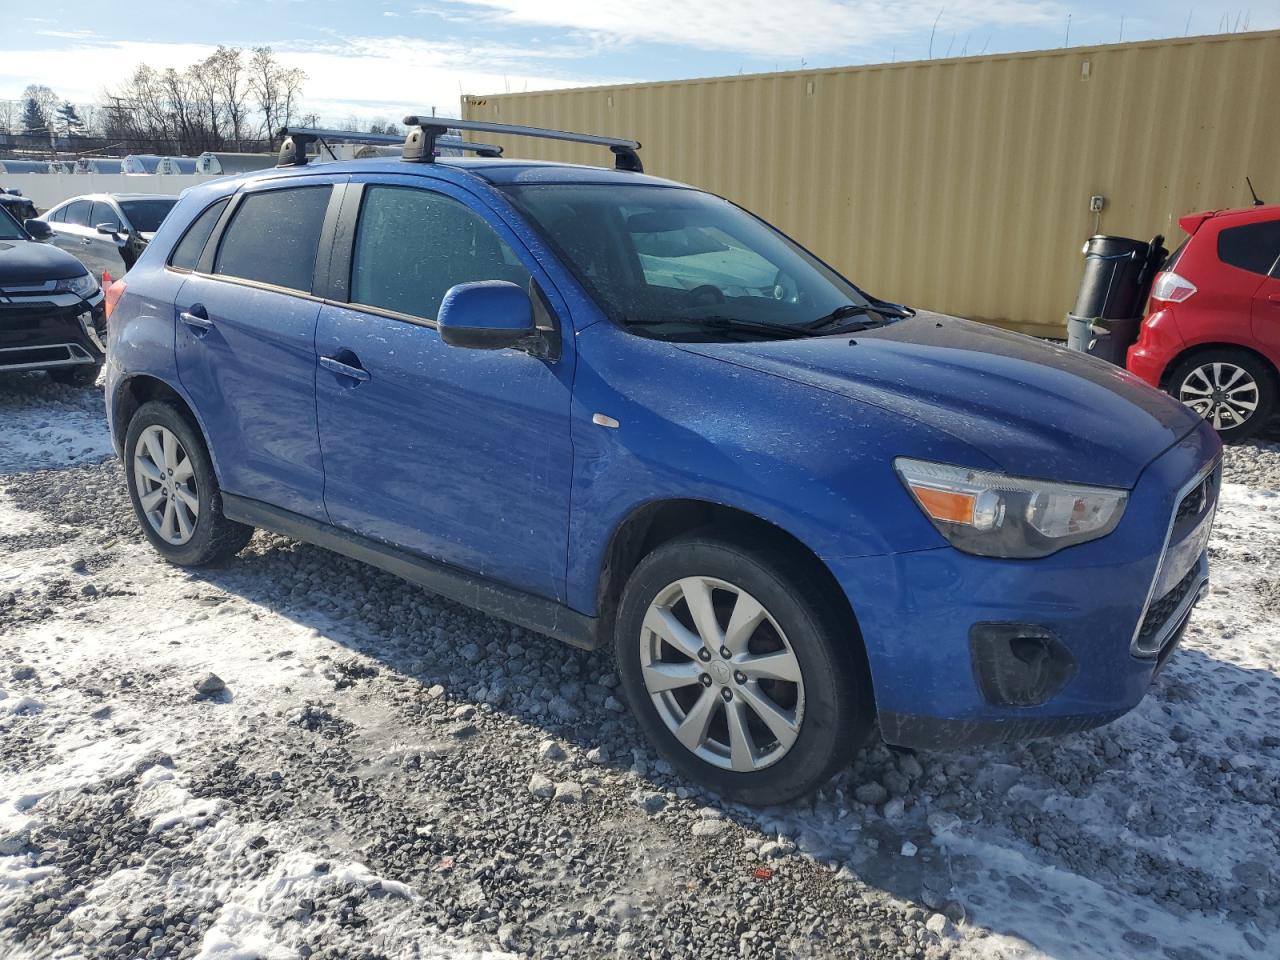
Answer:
(37, 193, 178, 279)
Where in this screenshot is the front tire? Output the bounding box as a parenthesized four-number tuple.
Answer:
(1168, 348, 1276, 442)
(614, 534, 873, 806)
(124, 400, 253, 566)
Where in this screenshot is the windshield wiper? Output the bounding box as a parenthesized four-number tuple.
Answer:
(625, 316, 812, 340)
(803, 302, 913, 332)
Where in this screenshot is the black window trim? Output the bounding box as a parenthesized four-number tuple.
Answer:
(165, 196, 234, 274)
(157, 172, 566, 356)
(171, 179, 346, 298)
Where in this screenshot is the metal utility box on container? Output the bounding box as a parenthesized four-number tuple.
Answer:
(1066, 234, 1166, 366)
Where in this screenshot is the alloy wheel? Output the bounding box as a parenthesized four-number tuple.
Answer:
(133, 425, 199, 545)
(639, 577, 805, 772)
(1178, 361, 1259, 430)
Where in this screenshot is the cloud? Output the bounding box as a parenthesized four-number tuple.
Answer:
(0, 35, 626, 123)
(436, 0, 1067, 57)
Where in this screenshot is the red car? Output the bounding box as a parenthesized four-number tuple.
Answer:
(1127, 202, 1280, 441)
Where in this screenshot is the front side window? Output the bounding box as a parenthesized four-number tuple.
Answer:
(214, 186, 331, 293)
(350, 185, 531, 322)
(1218, 220, 1280, 276)
(120, 198, 177, 233)
(0, 208, 23, 240)
(501, 183, 877, 339)
(90, 201, 121, 232)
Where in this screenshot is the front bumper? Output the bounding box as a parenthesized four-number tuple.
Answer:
(832, 426, 1221, 750)
(0, 287, 105, 373)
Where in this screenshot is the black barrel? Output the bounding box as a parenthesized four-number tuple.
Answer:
(1066, 234, 1167, 365)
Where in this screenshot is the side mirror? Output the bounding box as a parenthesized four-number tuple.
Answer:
(437, 281, 536, 350)
(96, 222, 123, 236)
(24, 219, 52, 241)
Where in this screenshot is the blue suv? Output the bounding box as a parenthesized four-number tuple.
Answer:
(105, 119, 1221, 805)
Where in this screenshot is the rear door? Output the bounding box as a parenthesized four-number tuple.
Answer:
(47, 198, 95, 267)
(173, 176, 345, 520)
(1228, 217, 1280, 354)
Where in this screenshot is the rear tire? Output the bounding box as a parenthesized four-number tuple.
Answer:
(124, 400, 253, 566)
(49, 363, 102, 387)
(1167, 348, 1276, 443)
(613, 533, 873, 806)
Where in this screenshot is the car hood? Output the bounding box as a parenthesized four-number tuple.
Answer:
(0, 239, 88, 284)
(677, 310, 1205, 488)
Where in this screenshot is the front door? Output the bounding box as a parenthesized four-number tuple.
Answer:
(174, 179, 342, 520)
(315, 178, 575, 601)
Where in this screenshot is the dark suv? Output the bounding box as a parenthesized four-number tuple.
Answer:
(0, 206, 106, 385)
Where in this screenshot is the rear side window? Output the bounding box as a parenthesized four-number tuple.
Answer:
(62, 200, 91, 227)
(90, 201, 120, 231)
(1217, 220, 1280, 276)
(169, 199, 229, 271)
(213, 186, 331, 293)
(46, 205, 65, 223)
(350, 185, 530, 321)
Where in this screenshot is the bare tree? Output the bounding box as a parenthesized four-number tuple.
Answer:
(249, 47, 307, 148)
(206, 46, 250, 150)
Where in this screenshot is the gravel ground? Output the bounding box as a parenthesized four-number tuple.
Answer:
(1, 372, 1278, 960)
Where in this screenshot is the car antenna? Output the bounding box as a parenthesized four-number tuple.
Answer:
(1246, 176, 1265, 206)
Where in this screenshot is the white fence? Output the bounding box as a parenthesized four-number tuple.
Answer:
(1, 173, 216, 214)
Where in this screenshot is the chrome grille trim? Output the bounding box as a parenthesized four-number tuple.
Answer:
(1129, 458, 1220, 658)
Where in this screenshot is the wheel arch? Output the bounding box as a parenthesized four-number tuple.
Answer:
(593, 498, 868, 672)
(1158, 340, 1280, 390)
(112, 374, 221, 479)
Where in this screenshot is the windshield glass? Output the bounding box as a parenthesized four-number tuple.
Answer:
(120, 198, 177, 233)
(500, 183, 873, 338)
(0, 207, 25, 240)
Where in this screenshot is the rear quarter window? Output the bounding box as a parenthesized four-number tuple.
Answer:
(1217, 220, 1280, 276)
(212, 186, 331, 293)
(168, 199, 230, 271)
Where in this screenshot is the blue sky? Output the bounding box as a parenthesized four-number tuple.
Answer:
(2, 0, 1276, 125)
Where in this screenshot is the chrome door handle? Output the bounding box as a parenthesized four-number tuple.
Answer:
(179, 311, 213, 338)
(320, 355, 371, 382)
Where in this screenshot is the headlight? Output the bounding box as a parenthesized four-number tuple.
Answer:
(895, 458, 1127, 558)
(56, 272, 99, 299)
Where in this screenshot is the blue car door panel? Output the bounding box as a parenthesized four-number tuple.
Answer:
(315, 176, 575, 601)
(174, 178, 344, 520)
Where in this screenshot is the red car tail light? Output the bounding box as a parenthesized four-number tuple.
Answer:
(104, 278, 127, 321)
(1150, 271, 1197, 304)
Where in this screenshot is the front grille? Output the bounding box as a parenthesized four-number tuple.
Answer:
(1134, 564, 1199, 654)
(1174, 481, 1205, 525)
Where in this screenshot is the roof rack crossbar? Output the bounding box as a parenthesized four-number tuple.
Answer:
(276, 127, 503, 167)
(400, 115, 643, 173)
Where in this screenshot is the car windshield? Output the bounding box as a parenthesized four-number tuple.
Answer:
(500, 183, 876, 339)
(120, 198, 177, 233)
(0, 207, 25, 240)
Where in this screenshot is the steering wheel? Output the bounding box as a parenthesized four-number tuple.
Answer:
(688, 284, 725, 306)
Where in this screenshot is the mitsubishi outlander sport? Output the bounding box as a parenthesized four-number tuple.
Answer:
(103, 119, 1221, 805)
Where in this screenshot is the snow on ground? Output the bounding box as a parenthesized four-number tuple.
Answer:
(1, 373, 1278, 960)
(0, 373, 113, 473)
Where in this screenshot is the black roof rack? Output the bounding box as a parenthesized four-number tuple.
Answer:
(276, 127, 503, 167)
(400, 115, 643, 173)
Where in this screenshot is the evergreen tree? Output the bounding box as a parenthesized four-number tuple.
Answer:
(21, 97, 46, 135)
(56, 101, 85, 137)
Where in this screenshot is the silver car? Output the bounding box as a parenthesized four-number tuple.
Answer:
(37, 193, 178, 279)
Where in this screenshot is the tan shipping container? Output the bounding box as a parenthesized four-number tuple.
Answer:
(462, 30, 1280, 338)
